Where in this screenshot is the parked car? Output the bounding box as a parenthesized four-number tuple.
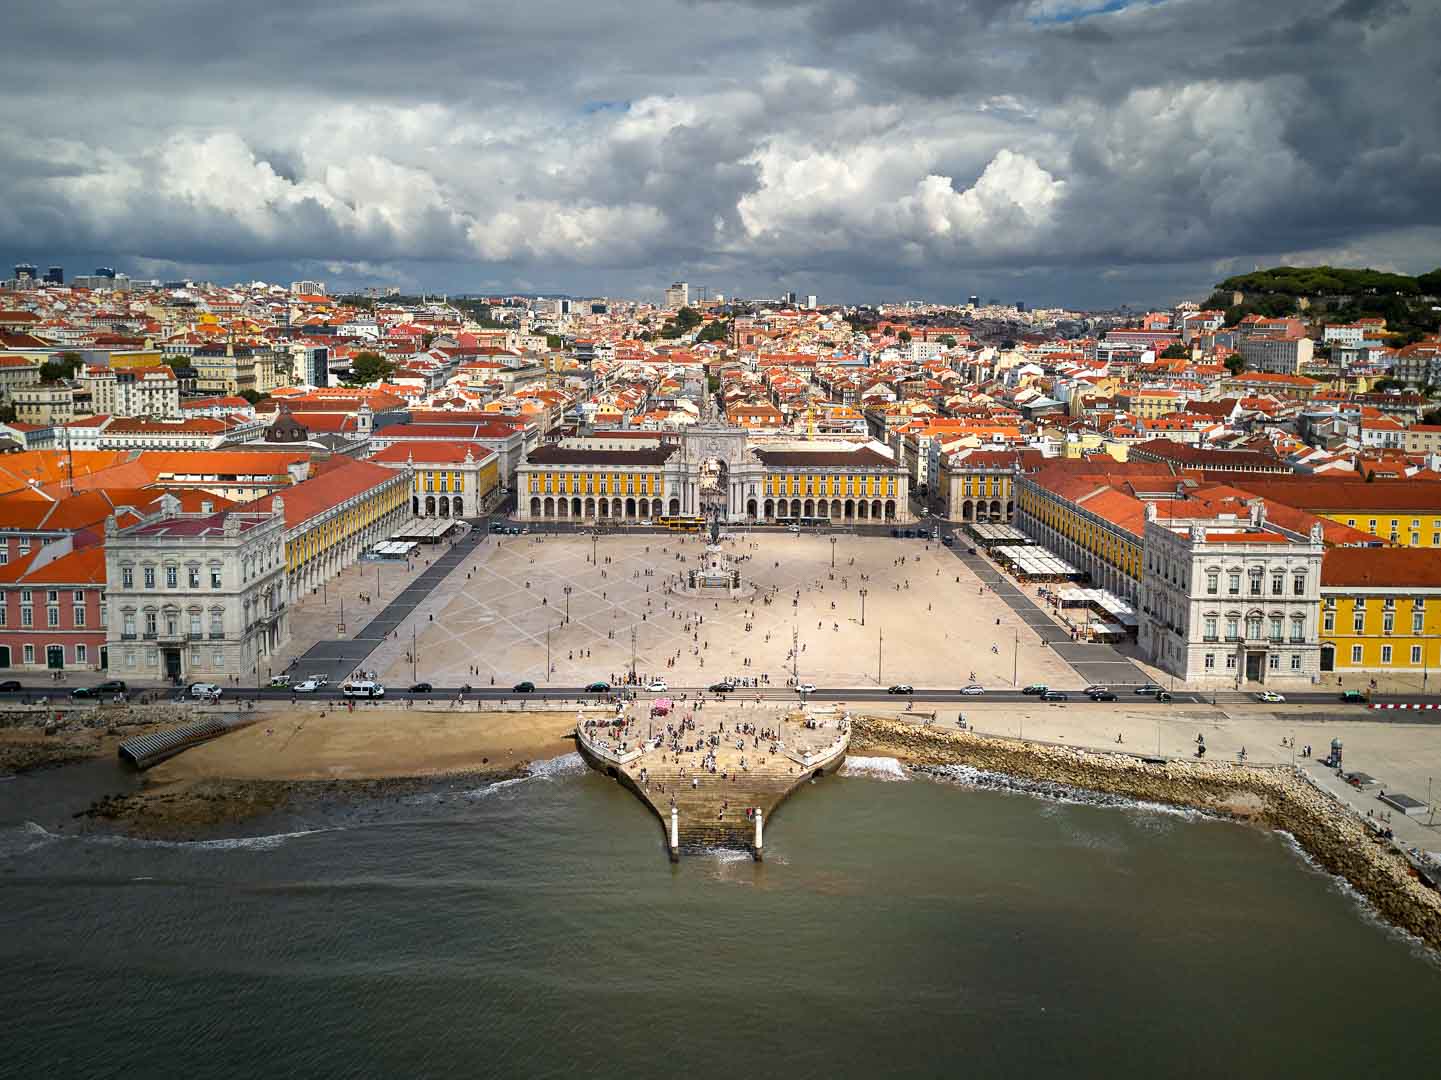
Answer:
(795, 682, 816, 694)
(1256, 690, 1285, 703)
(71, 680, 127, 699)
(584, 681, 610, 693)
(940, 535, 955, 547)
(1087, 690, 1117, 702)
(189, 683, 223, 700)
(788, 524, 800, 533)
(959, 684, 985, 696)
(639, 519, 654, 527)
(647, 679, 669, 692)
(1156, 691, 1173, 703)
(1083, 684, 1109, 695)
(1339, 689, 1367, 703)
(903, 529, 915, 538)
(1022, 684, 1048, 695)
(887, 684, 914, 695)
(708, 682, 735, 693)
(268, 674, 291, 687)
(513, 681, 536, 693)
(408, 682, 434, 693)
(1134, 684, 1165, 696)
(293, 678, 323, 693)
(0, 680, 21, 692)
(1040, 690, 1070, 702)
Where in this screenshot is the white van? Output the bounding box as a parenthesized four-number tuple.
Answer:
(341, 681, 385, 698)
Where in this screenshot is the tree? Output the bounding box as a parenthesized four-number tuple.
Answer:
(348, 350, 396, 385)
(941, 335, 957, 349)
(1160, 341, 1190, 359)
(1371, 377, 1406, 393)
(898, 330, 912, 344)
(696, 319, 730, 343)
(238, 389, 265, 405)
(0, 404, 15, 424)
(546, 334, 564, 350)
(1421, 407, 1441, 426)
(421, 331, 436, 350)
(1417, 268, 1441, 296)
(1224, 355, 1246, 375)
(160, 354, 190, 370)
(40, 351, 83, 383)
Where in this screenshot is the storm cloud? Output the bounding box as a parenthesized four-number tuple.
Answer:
(2, 0, 1437, 306)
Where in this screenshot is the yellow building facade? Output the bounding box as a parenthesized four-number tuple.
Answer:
(1320, 591, 1441, 674)
(1015, 479, 1144, 601)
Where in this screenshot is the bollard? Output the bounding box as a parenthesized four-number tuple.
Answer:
(669, 806, 679, 862)
(753, 808, 764, 861)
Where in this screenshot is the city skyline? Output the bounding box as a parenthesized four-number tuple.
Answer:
(4, 0, 1439, 308)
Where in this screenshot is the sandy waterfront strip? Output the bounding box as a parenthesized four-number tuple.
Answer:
(150, 707, 579, 783)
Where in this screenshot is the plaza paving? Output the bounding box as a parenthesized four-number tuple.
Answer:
(371, 531, 1081, 691)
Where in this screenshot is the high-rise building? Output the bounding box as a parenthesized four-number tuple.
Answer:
(967, 295, 979, 308)
(806, 294, 817, 310)
(94, 267, 116, 279)
(14, 264, 37, 283)
(664, 282, 689, 310)
(44, 266, 64, 284)
(289, 280, 326, 295)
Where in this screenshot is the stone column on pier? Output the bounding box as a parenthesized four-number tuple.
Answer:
(669, 806, 679, 862)
(754, 808, 763, 862)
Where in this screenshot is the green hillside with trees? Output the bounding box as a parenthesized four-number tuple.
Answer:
(1202, 264, 1441, 344)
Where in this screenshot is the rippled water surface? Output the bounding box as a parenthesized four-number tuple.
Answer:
(4, 753, 1440, 1078)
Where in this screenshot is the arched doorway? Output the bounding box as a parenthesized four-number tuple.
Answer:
(699, 457, 729, 517)
(625, 497, 637, 518)
(764, 499, 774, 518)
(669, 497, 681, 516)
(427, 495, 437, 515)
(412, 495, 420, 515)
(440, 498, 452, 517)
(453, 495, 464, 517)
(585, 498, 596, 518)
(885, 499, 896, 520)
(747, 499, 757, 518)
(1320, 643, 1335, 672)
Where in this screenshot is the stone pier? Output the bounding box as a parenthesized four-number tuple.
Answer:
(576, 701, 850, 860)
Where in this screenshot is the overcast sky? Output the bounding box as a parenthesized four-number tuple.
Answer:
(3, 0, 1438, 308)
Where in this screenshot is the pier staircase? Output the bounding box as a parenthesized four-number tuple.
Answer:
(650, 759, 814, 850)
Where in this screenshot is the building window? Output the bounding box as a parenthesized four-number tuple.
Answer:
(1269, 653, 1280, 670)
(144, 612, 157, 636)
(1290, 615, 1305, 642)
(1226, 616, 1239, 640)
(122, 567, 133, 588)
(46, 606, 59, 628)
(1269, 616, 1282, 642)
(1290, 653, 1301, 670)
(123, 612, 136, 637)
(1412, 645, 1423, 664)
(23, 644, 34, 664)
(1228, 572, 1241, 595)
(1382, 611, 1394, 633)
(20, 606, 32, 628)
(1204, 653, 1215, 670)
(1293, 574, 1305, 596)
(189, 567, 200, 588)
(211, 568, 223, 589)
(1381, 645, 1393, 664)
(73, 605, 85, 626)
(1271, 574, 1284, 596)
(1246, 615, 1263, 639)
(1204, 617, 1217, 641)
(76, 644, 87, 664)
(144, 567, 155, 589)
(1354, 608, 1366, 634)
(1225, 654, 1236, 669)
(189, 613, 202, 637)
(213, 648, 224, 666)
(124, 649, 135, 667)
(1351, 644, 1363, 663)
(1248, 569, 1263, 596)
(210, 611, 223, 637)
(1204, 571, 1218, 595)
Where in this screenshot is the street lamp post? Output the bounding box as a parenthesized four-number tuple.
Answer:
(563, 585, 572, 623)
(630, 624, 637, 685)
(859, 587, 868, 627)
(830, 536, 837, 568)
(591, 531, 599, 566)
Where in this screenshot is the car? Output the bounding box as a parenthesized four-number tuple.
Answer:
(959, 684, 985, 696)
(966, 546, 978, 555)
(268, 674, 291, 687)
(795, 682, 816, 694)
(293, 678, 323, 693)
(1021, 684, 1048, 695)
(787, 524, 800, 533)
(71, 680, 128, 699)
(1087, 690, 1117, 702)
(647, 679, 669, 692)
(1339, 689, 1367, 703)
(940, 535, 955, 547)
(1083, 684, 1109, 695)
(1040, 690, 1070, 702)
(408, 682, 434, 693)
(887, 684, 914, 695)
(708, 681, 735, 693)
(513, 681, 536, 693)
(1133, 684, 1165, 695)
(1156, 691, 1173, 703)
(189, 682, 222, 700)
(584, 681, 610, 693)
(903, 529, 915, 538)
(639, 519, 654, 527)
(890, 528, 901, 538)
(1256, 690, 1286, 703)
(919, 507, 929, 516)
(0, 680, 21, 692)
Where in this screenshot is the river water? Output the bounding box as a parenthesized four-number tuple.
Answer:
(4, 754, 1440, 1078)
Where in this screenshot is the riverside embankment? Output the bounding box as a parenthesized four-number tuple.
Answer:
(853, 715, 1441, 951)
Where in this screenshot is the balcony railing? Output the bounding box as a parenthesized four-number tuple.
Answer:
(120, 633, 137, 641)
(142, 632, 157, 640)
(209, 632, 225, 640)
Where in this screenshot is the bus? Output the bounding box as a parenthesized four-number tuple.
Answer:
(659, 516, 705, 532)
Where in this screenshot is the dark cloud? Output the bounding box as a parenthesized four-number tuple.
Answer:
(1, 0, 1437, 306)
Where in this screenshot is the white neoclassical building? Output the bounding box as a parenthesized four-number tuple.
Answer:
(1138, 501, 1324, 686)
(104, 497, 289, 684)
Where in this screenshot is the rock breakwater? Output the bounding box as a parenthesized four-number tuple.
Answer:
(854, 716, 1441, 951)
